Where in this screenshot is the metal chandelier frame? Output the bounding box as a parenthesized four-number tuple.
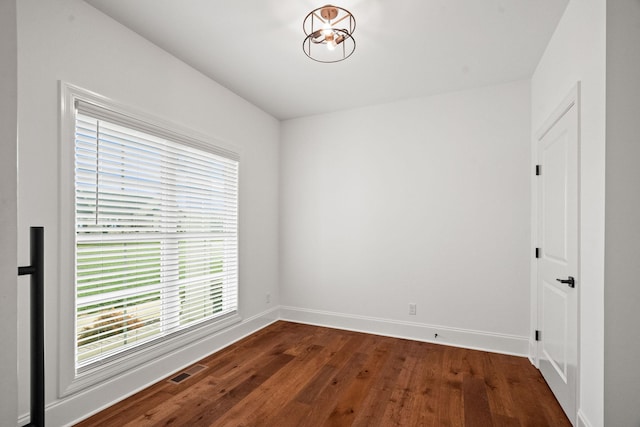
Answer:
(303, 5, 356, 63)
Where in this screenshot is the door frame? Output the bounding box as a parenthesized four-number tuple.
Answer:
(531, 82, 581, 420)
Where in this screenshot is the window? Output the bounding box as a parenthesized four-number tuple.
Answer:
(73, 100, 239, 371)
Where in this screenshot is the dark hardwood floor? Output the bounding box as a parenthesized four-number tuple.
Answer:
(75, 321, 571, 427)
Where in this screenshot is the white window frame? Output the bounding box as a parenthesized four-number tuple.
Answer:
(58, 82, 241, 396)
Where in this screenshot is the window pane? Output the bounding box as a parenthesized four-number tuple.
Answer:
(74, 107, 238, 370)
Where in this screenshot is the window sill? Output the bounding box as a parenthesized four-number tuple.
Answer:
(61, 312, 241, 397)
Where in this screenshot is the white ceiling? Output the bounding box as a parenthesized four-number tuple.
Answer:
(85, 0, 569, 120)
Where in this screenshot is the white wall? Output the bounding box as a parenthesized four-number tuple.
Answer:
(531, 0, 606, 426)
(280, 81, 531, 354)
(0, 0, 18, 424)
(17, 1, 279, 425)
(604, 1, 640, 425)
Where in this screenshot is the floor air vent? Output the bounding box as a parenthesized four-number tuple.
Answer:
(168, 364, 207, 384)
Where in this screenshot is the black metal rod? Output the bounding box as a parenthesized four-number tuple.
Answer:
(18, 227, 45, 427)
(18, 266, 36, 276)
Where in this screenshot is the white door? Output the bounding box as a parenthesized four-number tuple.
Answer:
(536, 86, 579, 425)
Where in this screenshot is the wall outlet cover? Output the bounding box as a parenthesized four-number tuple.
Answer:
(409, 303, 417, 315)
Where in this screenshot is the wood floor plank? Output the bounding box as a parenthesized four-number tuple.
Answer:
(123, 396, 207, 427)
(324, 339, 392, 426)
(296, 351, 369, 427)
(500, 354, 565, 427)
(261, 332, 361, 426)
(75, 321, 572, 427)
(294, 334, 367, 405)
(462, 375, 494, 427)
(350, 339, 411, 427)
(482, 352, 517, 420)
(185, 352, 294, 426)
(211, 343, 332, 426)
(77, 388, 174, 427)
(406, 342, 441, 426)
(437, 346, 466, 427)
(379, 354, 420, 426)
(492, 414, 523, 427)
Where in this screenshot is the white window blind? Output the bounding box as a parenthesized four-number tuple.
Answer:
(74, 100, 239, 370)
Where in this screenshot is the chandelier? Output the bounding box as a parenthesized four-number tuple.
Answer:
(303, 5, 356, 63)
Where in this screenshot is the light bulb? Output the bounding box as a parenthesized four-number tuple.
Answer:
(324, 30, 335, 44)
(322, 22, 332, 36)
(327, 40, 337, 51)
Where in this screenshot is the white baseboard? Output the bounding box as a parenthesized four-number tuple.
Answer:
(279, 306, 529, 357)
(528, 339, 539, 368)
(577, 410, 593, 427)
(38, 307, 279, 427)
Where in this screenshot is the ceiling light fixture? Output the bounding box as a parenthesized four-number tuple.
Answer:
(303, 5, 356, 63)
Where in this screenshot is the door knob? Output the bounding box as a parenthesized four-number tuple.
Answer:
(556, 276, 575, 288)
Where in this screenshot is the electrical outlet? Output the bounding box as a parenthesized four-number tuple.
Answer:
(409, 303, 416, 315)
(266, 293, 271, 304)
